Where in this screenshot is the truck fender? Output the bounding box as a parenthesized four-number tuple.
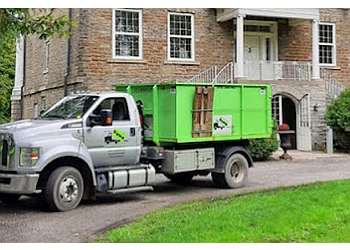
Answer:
(37, 144, 96, 186)
(212, 146, 253, 173)
(77, 142, 96, 186)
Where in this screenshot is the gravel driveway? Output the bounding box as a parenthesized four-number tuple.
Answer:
(1, 150, 350, 243)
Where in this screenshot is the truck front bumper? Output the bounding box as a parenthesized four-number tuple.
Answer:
(0, 173, 40, 194)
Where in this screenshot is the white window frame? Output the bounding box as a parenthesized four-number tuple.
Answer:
(33, 103, 38, 119)
(112, 8, 143, 60)
(319, 22, 336, 67)
(44, 40, 50, 73)
(167, 12, 195, 61)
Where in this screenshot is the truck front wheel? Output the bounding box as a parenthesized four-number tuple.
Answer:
(45, 166, 84, 212)
(212, 153, 248, 188)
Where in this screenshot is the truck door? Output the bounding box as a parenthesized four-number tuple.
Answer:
(83, 97, 141, 167)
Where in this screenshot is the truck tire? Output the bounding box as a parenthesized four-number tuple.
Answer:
(0, 193, 21, 203)
(212, 153, 248, 188)
(164, 172, 195, 185)
(45, 166, 84, 212)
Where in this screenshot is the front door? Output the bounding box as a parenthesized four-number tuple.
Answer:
(297, 94, 312, 151)
(84, 97, 141, 167)
(244, 36, 260, 80)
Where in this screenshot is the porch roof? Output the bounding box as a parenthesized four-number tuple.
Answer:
(216, 8, 320, 22)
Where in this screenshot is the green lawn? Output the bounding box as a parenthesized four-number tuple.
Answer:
(99, 180, 350, 243)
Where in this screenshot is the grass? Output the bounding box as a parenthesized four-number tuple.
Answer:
(99, 180, 350, 243)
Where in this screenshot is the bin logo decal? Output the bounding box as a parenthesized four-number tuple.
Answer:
(104, 129, 126, 144)
(213, 115, 232, 134)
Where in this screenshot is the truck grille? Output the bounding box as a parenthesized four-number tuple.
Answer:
(2, 140, 8, 166)
(0, 134, 13, 168)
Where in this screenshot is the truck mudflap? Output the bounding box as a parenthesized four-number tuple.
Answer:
(95, 164, 156, 192)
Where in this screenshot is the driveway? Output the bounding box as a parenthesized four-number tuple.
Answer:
(1, 150, 350, 243)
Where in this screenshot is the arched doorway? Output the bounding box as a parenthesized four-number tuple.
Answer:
(272, 94, 297, 149)
(272, 93, 312, 151)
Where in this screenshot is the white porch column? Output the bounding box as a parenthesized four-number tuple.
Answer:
(235, 14, 245, 78)
(312, 19, 320, 80)
(10, 36, 24, 121)
(11, 36, 24, 102)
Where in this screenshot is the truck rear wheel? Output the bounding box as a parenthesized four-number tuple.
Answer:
(45, 166, 84, 212)
(164, 172, 195, 185)
(212, 153, 248, 188)
(0, 193, 21, 203)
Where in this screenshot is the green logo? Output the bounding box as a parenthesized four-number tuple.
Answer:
(112, 129, 126, 142)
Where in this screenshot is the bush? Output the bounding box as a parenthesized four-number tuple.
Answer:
(325, 89, 350, 132)
(247, 121, 279, 161)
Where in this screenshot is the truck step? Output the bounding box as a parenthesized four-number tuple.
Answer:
(106, 186, 153, 195)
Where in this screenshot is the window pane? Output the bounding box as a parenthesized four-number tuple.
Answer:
(319, 45, 333, 64)
(115, 34, 140, 57)
(115, 10, 139, 33)
(319, 24, 333, 43)
(170, 14, 192, 36)
(170, 37, 192, 59)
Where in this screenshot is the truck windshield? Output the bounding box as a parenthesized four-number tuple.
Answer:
(41, 95, 99, 119)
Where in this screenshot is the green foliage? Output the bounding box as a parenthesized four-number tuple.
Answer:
(247, 121, 279, 161)
(0, 32, 16, 124)
(101, 180, 350, 243)
(0, 8, 76, 124)
(325, 89, 350, 132)
(0, 9, 76, 41)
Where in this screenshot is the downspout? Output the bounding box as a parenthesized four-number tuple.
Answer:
(20, 36, 26, 120)
(64, 8, 72, 96)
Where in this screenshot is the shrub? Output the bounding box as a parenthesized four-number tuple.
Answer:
(325, 89, 350, 132)
(247, 121, 279, 161)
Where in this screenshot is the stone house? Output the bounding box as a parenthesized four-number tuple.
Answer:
(11, 8, 349, 151)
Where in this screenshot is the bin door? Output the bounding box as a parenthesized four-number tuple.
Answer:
(297, 94, 312, 151)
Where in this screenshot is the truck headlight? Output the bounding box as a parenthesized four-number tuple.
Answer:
(20, 148, 40, 167)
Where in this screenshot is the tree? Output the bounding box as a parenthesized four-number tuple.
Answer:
(0, 8, 75, 124)
(0, 8, 75, 41)
(0, 32, 16, 124)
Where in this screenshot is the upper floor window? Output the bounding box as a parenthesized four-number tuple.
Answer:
(168, 13, 195, 61)
(44, 40, 50, 72)
(319, 23, 336, 66)
(113, 9, 143, 60)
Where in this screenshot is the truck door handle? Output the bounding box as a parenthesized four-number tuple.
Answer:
(130, 128, 135, 137)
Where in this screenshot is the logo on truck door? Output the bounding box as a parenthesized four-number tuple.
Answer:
(104, 129, 126, 144)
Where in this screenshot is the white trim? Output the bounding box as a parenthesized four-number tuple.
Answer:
(217, 8, 320, 22)
(44, 39, 50, 73)
(167, 12, 195, 61)
(319, 22, 336, 67)
(112, 8, 143, 60)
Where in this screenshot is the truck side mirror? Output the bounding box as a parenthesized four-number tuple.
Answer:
(100, 109, 112, 126)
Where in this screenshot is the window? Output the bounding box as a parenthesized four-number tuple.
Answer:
(33, 103, 38, 119)
(168, 13, 194, 61)
(319, 23, 336, 66)
(44, 40, 50, 72)
(95, 98, 130, 121)
(41, 97, 46, 111)
(113, 9, 142, 59)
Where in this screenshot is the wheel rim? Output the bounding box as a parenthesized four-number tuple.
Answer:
(229, 161, 244, 183)
(58, 176, 79, 204)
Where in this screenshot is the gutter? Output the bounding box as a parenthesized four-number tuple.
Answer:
(64, 8, 72, 96)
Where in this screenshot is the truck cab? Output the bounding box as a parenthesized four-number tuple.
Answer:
(0, 92, 156, 211)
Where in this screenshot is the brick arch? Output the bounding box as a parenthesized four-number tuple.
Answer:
(271, 84, 306, 101)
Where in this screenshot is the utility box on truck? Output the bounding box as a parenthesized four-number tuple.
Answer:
(115, 82, 272, 146)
